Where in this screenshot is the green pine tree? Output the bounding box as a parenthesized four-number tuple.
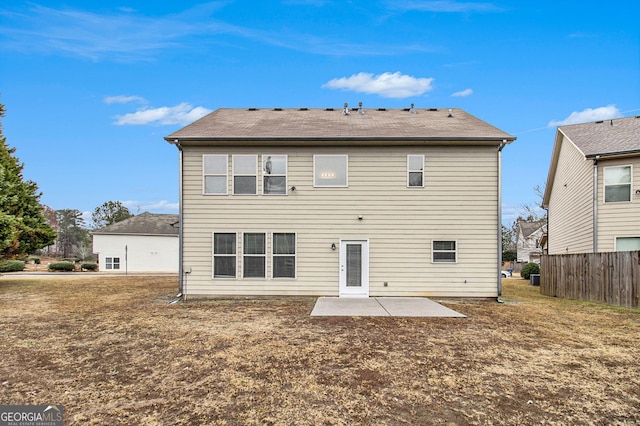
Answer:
(0, 103, 56, 258)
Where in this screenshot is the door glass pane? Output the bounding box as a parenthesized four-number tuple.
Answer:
(346, 244, 362, 287)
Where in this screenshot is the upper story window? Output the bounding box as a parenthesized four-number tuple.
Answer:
(314, 155, 348, 187)
(407, 155, 424, 187)
(604, 165, 632, 203)
(233, 155, 257, 195)
(263, 155, 287, 195)
(432, 240, 457, 263)
(203, 155, 228, 195)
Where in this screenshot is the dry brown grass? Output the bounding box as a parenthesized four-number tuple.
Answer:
(0, 276, 639, 425)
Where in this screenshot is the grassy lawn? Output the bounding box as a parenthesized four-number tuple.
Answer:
(1, 276, 639, 425)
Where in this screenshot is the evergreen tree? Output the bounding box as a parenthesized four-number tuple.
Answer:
(0, 103, 56, 258)
(91, 201, 133, 230)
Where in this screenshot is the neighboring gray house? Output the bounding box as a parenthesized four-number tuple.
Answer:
(515, 219, 545, 264)
(165, 106, 515, 298)
(92, 212, 179, 273)
(543, 115, 640, 254)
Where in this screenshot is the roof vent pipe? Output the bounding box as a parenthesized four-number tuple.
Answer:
(409, 103, 416, 114)
(448, 108, 453, 118)
(343, 103, 349, 115)
(358, 101, 364, 114)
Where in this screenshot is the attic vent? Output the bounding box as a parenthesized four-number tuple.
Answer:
(247, 107, 258, 111)
(358, 101, 364, 114)
(410, 103, 416, 114)
(343, 103, 350, 115)
(377, 108, 386, 111)
(428, 108, 438, 111)
(299, 107, 309, 111)
(325, 107, 334, 111)
(595, 120, 604, 124)
(273, 107, 283, 111)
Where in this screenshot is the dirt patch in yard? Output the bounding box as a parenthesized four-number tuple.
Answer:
(0, 276, 639, 425)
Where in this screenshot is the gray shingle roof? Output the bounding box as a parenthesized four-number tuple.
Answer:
(165, 107, 515, 142)
(559, 115, 640, 158)
(92, 212, 179, 236)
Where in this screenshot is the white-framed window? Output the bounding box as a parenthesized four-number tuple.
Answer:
(233, 155, 258, 195)
(615, 237, 640, 251)
(263, 155, 287, 195)
(432, 240, 457, 263)
(272, 233, 296, 278)
(407, 155, 424, 187)
(105, 257, 120, 270)
(213, 232, 237, 278)
(314, 155, 348, 187)
(243, 233, 266, 278)
(604, 165, 632, 203)
(203, 155, 228, 195)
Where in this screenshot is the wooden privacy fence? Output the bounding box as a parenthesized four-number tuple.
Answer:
(540, 251, 640, 309)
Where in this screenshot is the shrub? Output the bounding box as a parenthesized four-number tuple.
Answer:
(81, 263, 98, 271)
(521, 262, 540, 280)
(0, 260, 25, 272)
(62, 258, 80, 263)
(30, 257, 41, 264)
(48, 261, 75, 272)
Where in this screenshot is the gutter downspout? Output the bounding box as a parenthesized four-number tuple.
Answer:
(593, 156, 600, 253)
(497, 140, 507, 297)
(174, 139, 185, 297)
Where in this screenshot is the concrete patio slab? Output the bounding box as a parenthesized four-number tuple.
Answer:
(310, 297, 466, 317)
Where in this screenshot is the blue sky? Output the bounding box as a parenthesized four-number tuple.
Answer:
(1, 0, 638, 225)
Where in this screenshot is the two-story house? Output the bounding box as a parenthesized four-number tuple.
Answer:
(515, 219, 545, 264)
(542, 115, 640, 254)
(165, 106, 515, 298)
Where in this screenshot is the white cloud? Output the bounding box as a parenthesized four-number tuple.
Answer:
(451, 88, 473, 97)
(548, 105, 622, 127)
(104, 95, 146, 104)
(322, 72, 434, 98)
(114, 103, 212, 126)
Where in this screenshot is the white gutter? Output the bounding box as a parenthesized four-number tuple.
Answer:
(593, 155, 600, 253)
(171, 139, 185, 296)
(497, 140, 506, 296)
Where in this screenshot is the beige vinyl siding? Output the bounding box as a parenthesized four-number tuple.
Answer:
(547, 136, 594, 254)
(181, 144, 499, 297)
(596, 157, 640, 251)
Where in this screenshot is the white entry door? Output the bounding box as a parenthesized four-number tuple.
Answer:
(339, 240, 369, 297)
